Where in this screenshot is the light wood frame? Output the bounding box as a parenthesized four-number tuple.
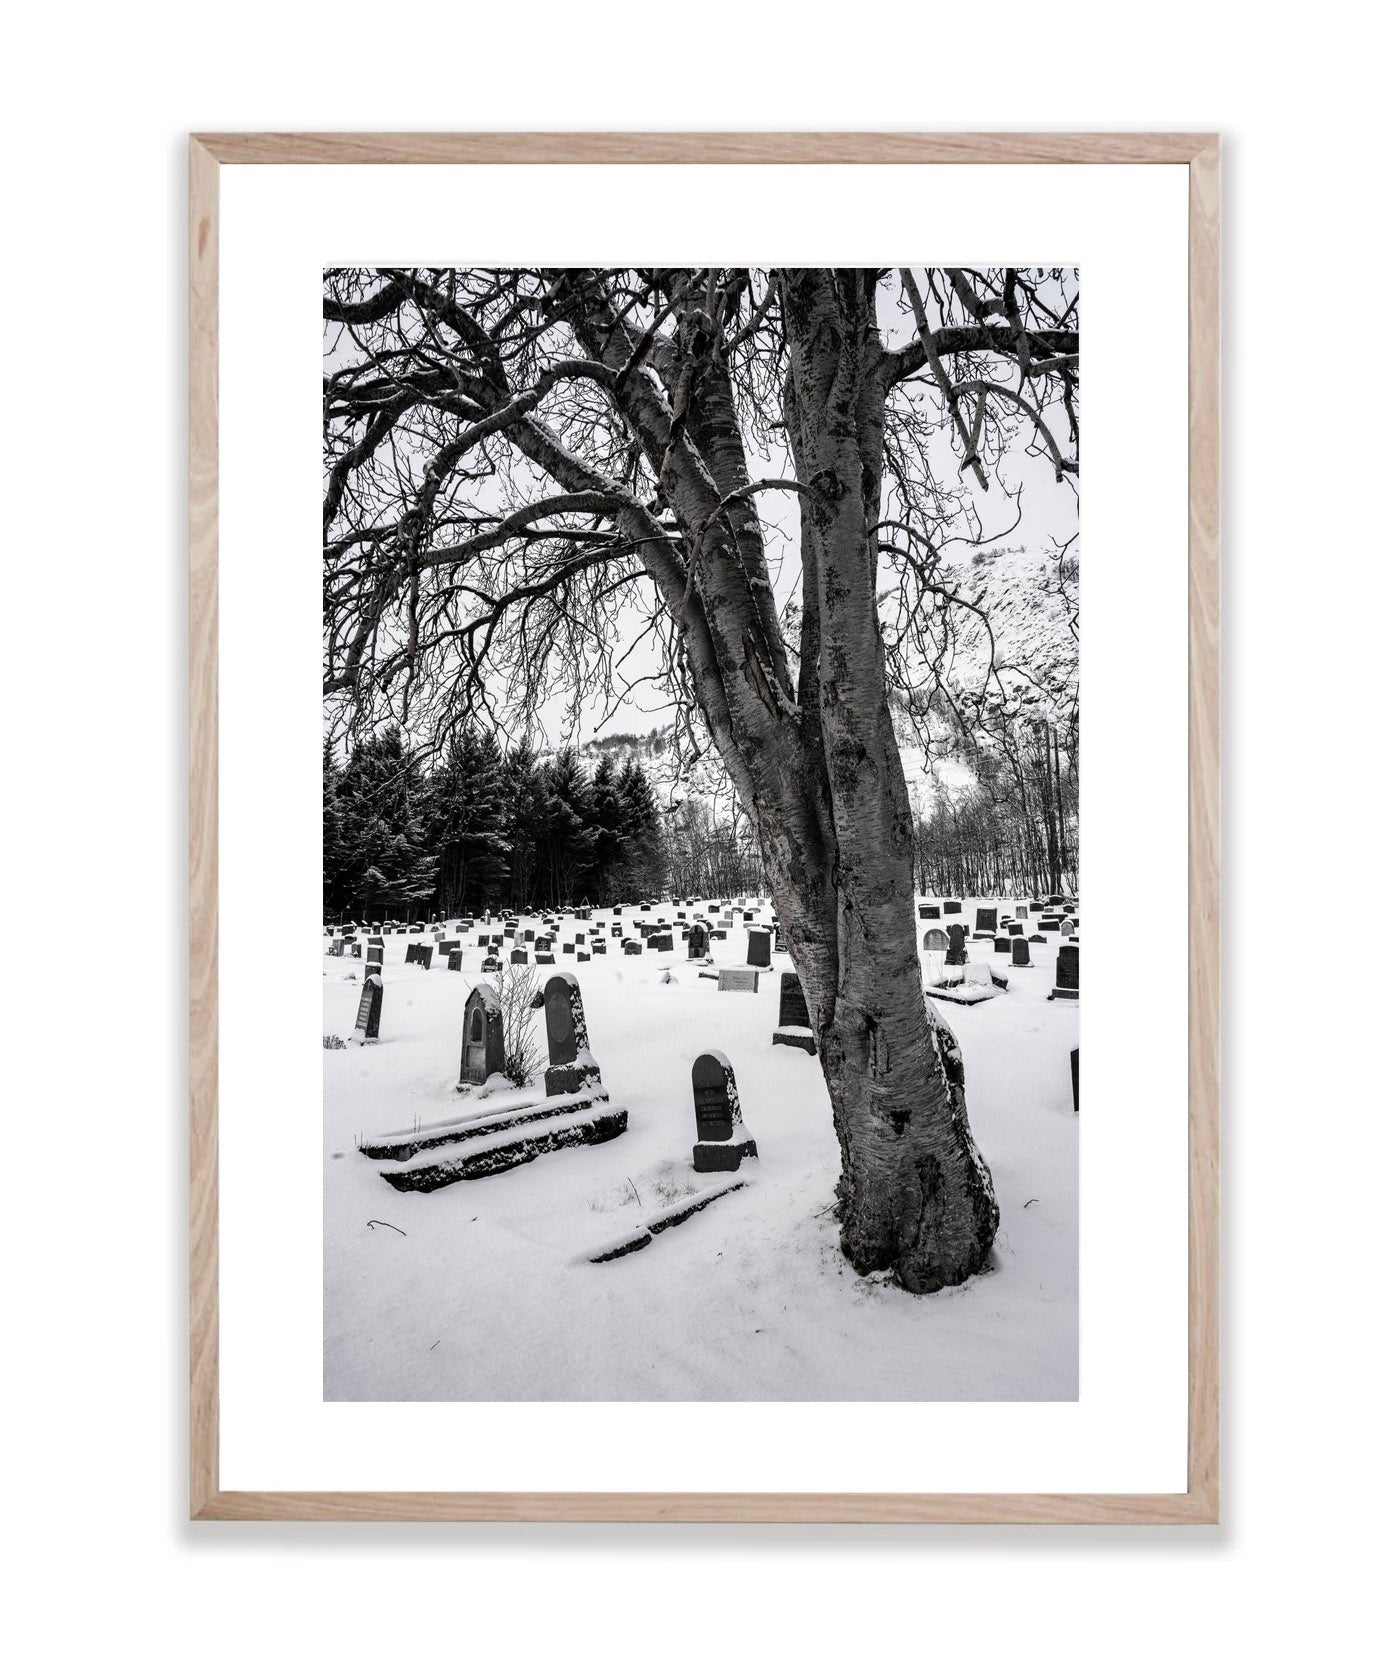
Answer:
(190, 131, 1220, 1523)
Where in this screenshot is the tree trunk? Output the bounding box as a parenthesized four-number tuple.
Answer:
(771, 269, 999, 1290)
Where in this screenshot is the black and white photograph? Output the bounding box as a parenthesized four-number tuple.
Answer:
(321, 265, 1081, 1401)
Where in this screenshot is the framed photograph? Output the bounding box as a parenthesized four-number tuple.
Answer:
(191, 131, 1219, 1521)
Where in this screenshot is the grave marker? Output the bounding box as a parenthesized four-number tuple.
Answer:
(746, 927, 772, 967)
(1049, 943, 1080, 1000)
(691, 1051, 758, 1173)
(772, 972, 816, 1054)
(534, 972, 598, 1097)
(458, 984, 505, 1086)
(352, 973, 383, 1043)
(717, 967, 759, 993)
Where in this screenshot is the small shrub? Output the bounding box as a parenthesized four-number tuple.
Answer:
(323, 1033, 347, 1050)
(495, 962, 545, 1087)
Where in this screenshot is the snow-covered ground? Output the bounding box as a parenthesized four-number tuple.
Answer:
(323, 902, 1078, 1401)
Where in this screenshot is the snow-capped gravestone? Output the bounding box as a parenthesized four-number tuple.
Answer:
(1012, 937, 1032, 967)
(458, 984, 505, 1087)
(975, 907, 998, 938)
(918, 903, 937, 919)
(944, 900, 962, 914)
(1049, 944, 1080, 1001)
(352, 973, 383, 1043)
(687, 923, 710, 960)
(534, 973, 599, 1097)
(691, 1052, 758, 1173)
(946, 925, 967, 965)
(746, 927, 772, 967)
(772, 972, 816, 1054)
(447, 950, 463, 972)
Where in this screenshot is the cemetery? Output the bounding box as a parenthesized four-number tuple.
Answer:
(323, 890, 1079, 1402)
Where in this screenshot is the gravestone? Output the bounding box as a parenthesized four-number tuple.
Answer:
(1007, 921, 1025, 936)
(1060, 916, 1077, 936)
(623, 939, 642, 955)
(352, 973, 383, 1043)
(717, 967, 759, 993)
(458, 984, 505, 1087)
(691, 1051, 758, 1173)
(447, 950, 463, 972)
(481, 954, 501, 973)
(536, 952, 556, 965)
(1049, 943, 1080, 1000)
(918, 904, 937, 920)
(943, 900, 961, 914)
(923, 927, 949, 951)
(746, 927, 772, 967)
(1071, 1047, 1080, 1112)
(478, 934, 490, 946)
(772, 971, 816, 1054)
(946, 925, 967, 965)
(975, 907, 998, 937)
(591, 939, 607, 955)
(1015, 904, 1029, 920)
(575, 948, 591, 962)
(510, 948, 528, 965)
(710, 928, 727, 941)
(993, 936, 1011, 954)
(655, 933, 674, 953)
(687, 924, 710, 959)
(1037, 918, 1061, 932)
(534, 973, 597, 1097)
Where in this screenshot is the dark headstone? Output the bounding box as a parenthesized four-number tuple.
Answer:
(447, 950, 463, 972)
(691, 1051, 758, 1173)
(687, 924, 710, 959)
(352, 974, 383, 1042)
(943, 900, 961, 914)
(946, 925, 967, 965)
(773, 972, 816, 1054)
(975, 907, 998, 935)
(1011, 937, 1032, 967)
(1050, 943, 1080, 1000)
(510, 948, 528, 965)
(534, 973, 597, 1097)
(458, 984, 505, 1086)
(746, 928, 772, 967)
(918, 904, 936, 920)
(993, 936, 1011, 954)
(1070, 1047, 1080, 1112)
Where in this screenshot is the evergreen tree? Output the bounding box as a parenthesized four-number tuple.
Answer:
(427, 727, 509, 912)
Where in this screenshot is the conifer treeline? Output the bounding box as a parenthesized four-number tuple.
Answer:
(323, 726, 665, 920)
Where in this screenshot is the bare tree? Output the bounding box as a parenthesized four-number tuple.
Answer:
(324, 266, 1078, 1291)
